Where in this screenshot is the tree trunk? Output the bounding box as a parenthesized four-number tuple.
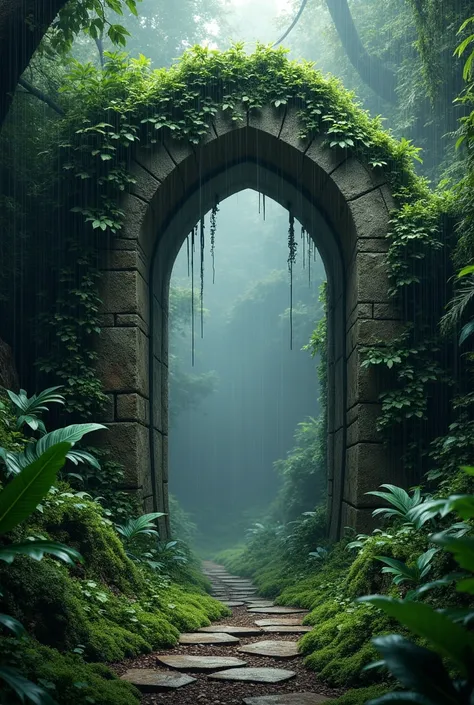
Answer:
(325, 0, 398, 104)
(0, 0, 67, 128)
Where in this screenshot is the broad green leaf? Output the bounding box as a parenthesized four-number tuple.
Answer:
(0, 443, 71, 535)
(459, 320, 474, 345)
(371, 634, 459, 705)
(359, 596, 474, 674)
(0, 612, 26, 637)
(431, 534, 474, 573)
(0, 666, 58, 705)
(0, 539, 83, 565)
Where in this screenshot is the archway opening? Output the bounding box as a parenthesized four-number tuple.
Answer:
(167, 189, 328, 554)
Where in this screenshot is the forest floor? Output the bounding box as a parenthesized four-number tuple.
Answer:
(111, 562, 345, 705)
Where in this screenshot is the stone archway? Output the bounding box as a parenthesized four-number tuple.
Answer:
(96, 106, 404, 540)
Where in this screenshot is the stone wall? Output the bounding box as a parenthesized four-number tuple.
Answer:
(96, 106, 404, 539)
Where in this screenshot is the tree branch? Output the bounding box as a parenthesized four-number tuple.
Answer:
(17, 78, 65, 116)
(325, 0, 398, 104)
(0, 0, 68, 127)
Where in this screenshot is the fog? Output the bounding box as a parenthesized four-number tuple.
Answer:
(169, 190, 326, 551)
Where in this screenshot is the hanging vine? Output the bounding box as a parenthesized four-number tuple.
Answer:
(200, 216, 205, 338)
(288, 210, 297, 350)
(210, 201, 219, 285)
(191, 226, 196, 366)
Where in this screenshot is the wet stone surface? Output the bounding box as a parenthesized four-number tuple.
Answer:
(178, 633, 240, 645)
(156, 655, 247, 671)
(237, 641, 300, 659)
(248, 607, 309, 615)
(119, 669, 197, 692)
(208, 667, 297, 683)
(261, 626, 313, 634)
(243, 694, 333, 704)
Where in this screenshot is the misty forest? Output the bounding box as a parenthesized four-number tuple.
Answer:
(1, 0, 474, 704)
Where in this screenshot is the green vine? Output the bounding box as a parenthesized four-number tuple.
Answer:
(50, 43, 444, 425)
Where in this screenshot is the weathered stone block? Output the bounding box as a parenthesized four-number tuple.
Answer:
(279, 109, 310, 152)
(99, 270, 149, 323)
(373, 302, 402, 320)
(98, 313, 114, 327)
(331, 158, 385, 201)
(116, 313, 149, 337)
(305, 136, 348, 175)
(93, 422, 149, 488)
(248, 105, 284, 138)
(349, 188, 390, 239)
(346, 348, 381, 408)
(334, 359, 344, 431)
(346, 303, 373, 333)
(161, 362, 169, 435)
(117, 393, 149, 424)
(130, 160, 160, 203)
(356, 238, 389, 254)
(346, 403, 382, 445)
(96, 326, 149, 396)
(340, 502, 377, 534)
(347, 252, 391, 317)
(120, 192, 149, 240)
(344, 443, 395, 506)
(347, 318, 405, 357)
(213, 106, 246, 137)
(152, 358, 162, 431)
(134, 143, 175, 182)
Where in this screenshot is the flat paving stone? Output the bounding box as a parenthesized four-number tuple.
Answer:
(261, 626, 312, 634)
(199, 625, 264, 636)
(255, 618, 305, 626)
(242, 694, 332, 705)
(224, 601, 245, 607)
(208, 667, 296, 683)
(247, 601, 275, 608)
(120, 669, 196, 692)
(237, 640, 300, 659)
(156, 655, 246, 671)
(178, 632, 240, 645)
(262, 624, 313, 634)
(248, 607, 309, 615)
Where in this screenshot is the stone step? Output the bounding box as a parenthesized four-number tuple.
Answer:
(237, 640, 300, 659)
(120, 669, 196, 692)
(255, 618, 305, 627)
(261, 625, 312, 634)
(198, 625, 263, 636)
(156, 655, 246, 672)
(178, 632, 240, 645)
(242, 695, 333, 705)
(248, 607, 309, 615)
(208, 667, 296, 683)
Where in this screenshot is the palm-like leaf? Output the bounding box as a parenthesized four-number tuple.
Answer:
(1, 424, 106, 474)
(0, 666, 58, 705)
(0, 442, 71, 535)
(0, 540, 83, 565)
(7, 386, 65, 415)
(116, 512, 165, 541)
(0, 612, 26, 637)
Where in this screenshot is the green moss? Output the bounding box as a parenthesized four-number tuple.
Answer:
(29, 491, 144, 594)
(333, 685, 393, 705)
(1, 637, 140, 705)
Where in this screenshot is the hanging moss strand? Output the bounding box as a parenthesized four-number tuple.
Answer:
(302, 226, 306, 270)
(186, 234, 190, 277)
(191, 226, 195, 366)
(210, 202, 219, 285)
(288, 210, 296, 351)
(200, 217, 205, 338)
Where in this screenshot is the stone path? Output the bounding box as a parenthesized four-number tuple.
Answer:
(117, 561, 344, 704)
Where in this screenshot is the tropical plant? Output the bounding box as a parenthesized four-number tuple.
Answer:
(440, 264, 474, 344)
(115, 512, 165, 542)
(375, 549, 440, 591)
(308, 546, 329, 562)
(0, 386, 105, 477)
(359, 467, 474, 705)
(366, 484, 431, 529)
(115, 512, 165, 566)
(0, 441, 83, 705)
(4, 386, 64, 434)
